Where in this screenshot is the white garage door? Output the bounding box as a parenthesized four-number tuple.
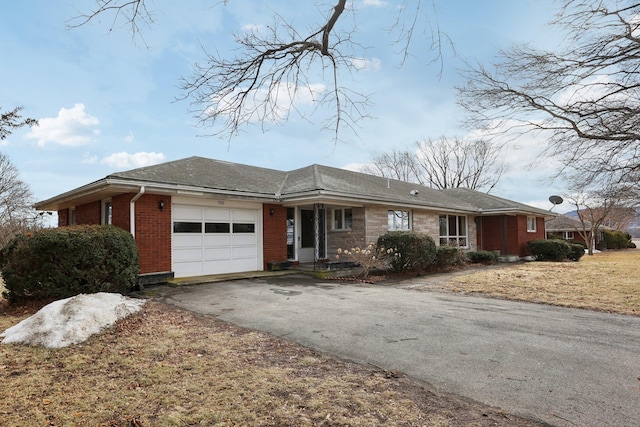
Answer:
(172, 204, 261, 278)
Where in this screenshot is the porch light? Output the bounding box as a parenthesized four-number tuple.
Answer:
(158, 200, 165, 211)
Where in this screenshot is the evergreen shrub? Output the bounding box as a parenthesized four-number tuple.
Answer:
(0, 225, 139, 303)
(376, 231, 436, 273)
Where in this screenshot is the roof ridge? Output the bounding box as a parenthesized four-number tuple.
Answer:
(312, 164, 324, 189)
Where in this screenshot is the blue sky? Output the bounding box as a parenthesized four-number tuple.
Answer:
(1, 0, 571, 217)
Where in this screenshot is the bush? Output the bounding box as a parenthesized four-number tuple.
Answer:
(434, 246, 466, 268)
(466, 250, 499, 264)
(567, 243, 586, 261)
(0, 225, 139, 303)
(602, 230, 633, 249)
(376, 231, 436, 273)
(526, 239, 571, 261)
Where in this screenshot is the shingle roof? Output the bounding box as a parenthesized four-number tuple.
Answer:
(441, 188, 553, 216)
(546, 214, 589, 231)
(36, 156, 552, 216)
(109, 156, 287, 196)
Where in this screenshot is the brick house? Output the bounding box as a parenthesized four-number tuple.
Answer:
(545, 213, 605, 249)
(34, 156, 554, 282)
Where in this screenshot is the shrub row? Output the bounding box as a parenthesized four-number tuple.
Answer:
(526, 239, 584, 262)
(0, 225, 139, 303)
(374, 232, 499, 274)
(602, 230, 634, 249)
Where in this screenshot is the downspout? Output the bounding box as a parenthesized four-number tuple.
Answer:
(130, 186, 145, 237)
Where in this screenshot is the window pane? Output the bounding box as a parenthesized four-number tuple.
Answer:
(439, 215, 447, 236)
(233, 223, 255, 233)
(458, 216, 466, 236)
(205, 222, 230, 233)
(345, 209, 353, 229)
(448, 216, 457, 236)
(173, 222, 202, 233)
(388, 210, 395, 230)
(334, 209, 343, 229)
(401, 211, 409, 229)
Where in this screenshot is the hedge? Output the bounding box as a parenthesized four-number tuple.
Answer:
(0, 225, 139, 303)
(376, 231, 436, 273)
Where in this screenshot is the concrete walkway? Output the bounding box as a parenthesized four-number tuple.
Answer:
(157, 274, 640, 427)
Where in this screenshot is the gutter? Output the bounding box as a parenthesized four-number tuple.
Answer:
(130, 186, 145, 237)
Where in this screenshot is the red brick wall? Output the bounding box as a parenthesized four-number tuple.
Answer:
(478, 215, 547, 256)
(132, 194, 172, 274)
(263, 204, 287, 268)
(75, 201, 101, 225)
(58, 209, 69, 226)
(112, 193, 133, 232)
(517, 216, 546, 256)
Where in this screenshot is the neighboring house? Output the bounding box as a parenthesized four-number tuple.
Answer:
(34, 157, 554, 282)
(546, 214, 605, 249)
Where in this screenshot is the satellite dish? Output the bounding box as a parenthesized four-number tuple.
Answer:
(549, 195, 564, 205)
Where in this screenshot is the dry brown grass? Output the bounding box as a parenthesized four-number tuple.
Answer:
(437, 250, 640, 316)
(0, 302, 541, 427)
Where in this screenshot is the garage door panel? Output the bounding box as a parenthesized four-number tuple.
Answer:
(172, 204, 261, 278)
(173, 248, 205, 262)
(174, 206, 203, 221)
(204, 247, 231, 260)
(204, 208, 231, 221)
(174, 235, 203, 247)
(232, 209, 256, 221)
(232, 235, 256, 246)
(232, 246, 258, 259)
(173, 261, 204, 276)
(204, 235, 231, 246)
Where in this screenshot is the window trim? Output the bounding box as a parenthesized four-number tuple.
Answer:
(438, 214, 468, 248)
(102, 200, 112, 225)
(333, 208, 353, 231)
(527, 216, 537, 233)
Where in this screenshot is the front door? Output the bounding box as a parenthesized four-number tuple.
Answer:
(299, 208, 325, 262)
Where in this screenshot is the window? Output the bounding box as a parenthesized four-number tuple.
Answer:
(333, 208, 353, 230)
(388, 210, 410, 231)
(70, 208, 76, 225)
(233, 223, 255, 233)
(173, 222, 202, 233)
(102, 200, 112, 225)
(565, 231, 574, 240)
(439, 214, 468, 247)
(527, 216, 537, 232)
(205, 222, 230, 233)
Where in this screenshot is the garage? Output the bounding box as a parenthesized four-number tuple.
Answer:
(172, 201, 262, 277)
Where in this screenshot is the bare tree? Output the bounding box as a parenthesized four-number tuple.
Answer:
(1, 105, 37, 141)
(564, 182, 637, 255)
(458, 0, 640, 188)
(0, 106, 42, 247)
(361, 149, 422, 184)
(414, 137, 504, 191)
(363, 137, 504, 192)
(0, 152, 42, 247)
(69, 0, 443, 141)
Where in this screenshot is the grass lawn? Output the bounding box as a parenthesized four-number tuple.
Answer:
(436, 250, 640, 316)
(2, 250, 637, 426)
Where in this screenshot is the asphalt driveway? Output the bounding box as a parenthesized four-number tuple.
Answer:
(159, 274, 640, 427)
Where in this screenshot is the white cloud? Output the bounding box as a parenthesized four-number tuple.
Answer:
(351, 57, 381, 71)
(341, 162, 369, 172)
(82, 153, 98, 164)
(123, 132, 135, 143)
(241, 23, 265, 33)
(211, 82, 327, 123)
(26, 103, 100, 147)
(360, 0, 388, 7)
(101, 152, 166, 169)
